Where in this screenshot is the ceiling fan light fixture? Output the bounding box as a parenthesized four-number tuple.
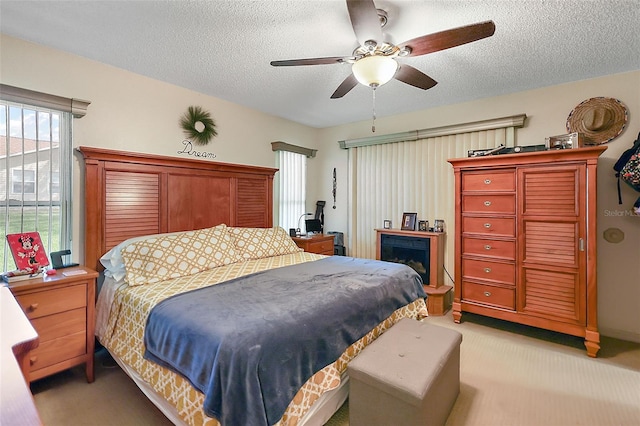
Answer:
(352, 55, 398, 88)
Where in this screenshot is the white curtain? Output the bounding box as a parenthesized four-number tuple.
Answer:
(276, 150, 307, 231)
(347, 129, 507, 285)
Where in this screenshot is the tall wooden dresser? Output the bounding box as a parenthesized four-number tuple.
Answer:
(448, 146, 606, 357)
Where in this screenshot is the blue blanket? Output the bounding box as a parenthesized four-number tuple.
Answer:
(144, 256, 425, 426)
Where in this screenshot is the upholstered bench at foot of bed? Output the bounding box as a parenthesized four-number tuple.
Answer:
(347, 318, 462, 426)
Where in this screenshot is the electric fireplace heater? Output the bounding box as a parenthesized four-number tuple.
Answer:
(380, 234, 431, 285)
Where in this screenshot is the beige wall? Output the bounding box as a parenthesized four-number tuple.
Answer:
(2, 34, 638, 342)
(1, 34, 319, 259)
(312, 71, 640, 342)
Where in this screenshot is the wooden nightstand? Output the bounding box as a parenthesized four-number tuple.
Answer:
(8, 266, 98, 384)
(292, 234, 335, 255)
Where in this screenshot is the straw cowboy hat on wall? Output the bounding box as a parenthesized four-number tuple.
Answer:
(566, 97, 628, 145)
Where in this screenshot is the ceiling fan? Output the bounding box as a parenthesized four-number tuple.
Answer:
(270, 0, 496, 99)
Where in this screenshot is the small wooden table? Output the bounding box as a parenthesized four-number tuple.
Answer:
(9, 266, 98, 384)
(292, 234, 335, 255)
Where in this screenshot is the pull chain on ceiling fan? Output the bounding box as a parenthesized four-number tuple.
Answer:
(270, 0, 496, 131)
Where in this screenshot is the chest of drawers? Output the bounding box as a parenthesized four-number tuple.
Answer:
(449, 147, 606, 357)
(9, 267, 98, 383)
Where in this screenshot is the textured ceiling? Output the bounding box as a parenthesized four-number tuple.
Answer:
(1, 0, 639, 128)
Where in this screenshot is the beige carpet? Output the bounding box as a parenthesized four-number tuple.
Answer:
(32, 311, 640, 425)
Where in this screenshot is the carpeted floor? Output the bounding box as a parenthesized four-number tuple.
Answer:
(32, 311, 640, 425)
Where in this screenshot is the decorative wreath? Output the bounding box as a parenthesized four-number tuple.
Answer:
(180, 105, 217, 145)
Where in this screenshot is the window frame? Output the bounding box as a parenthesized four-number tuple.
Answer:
(1, 85, 90, 272)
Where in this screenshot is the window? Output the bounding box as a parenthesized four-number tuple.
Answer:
(276, 150, 307, 230)
(272, 142, 317, 232)
(12, 169, 36, 194)
(0, 85, 90, 272)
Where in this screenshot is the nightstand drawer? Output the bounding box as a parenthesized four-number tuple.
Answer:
(292, 235, 335, 255)
(462, 171, 515, 192)
(462, 194, 515, 214)
(29, 331, 87, 371)
(462, 281, 515, 310)
(16, 284, 87, 320)
(307, 239, 334, 255)
(31, 308, 86, 342)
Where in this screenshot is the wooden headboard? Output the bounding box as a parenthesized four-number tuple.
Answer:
(78, 147, 277, 272)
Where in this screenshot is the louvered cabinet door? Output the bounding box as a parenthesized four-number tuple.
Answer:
(517, 165, 586, 324)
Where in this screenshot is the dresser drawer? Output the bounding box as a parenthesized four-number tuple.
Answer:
(16, 284, 87, 320)
(462, 281, 515, 310)
(463, 258, 515, 285)
(463, 238, 515, 260)
(29, 331, 87, 372)
(462, 194, 515, 214)
(463, 216, 515, 237)
(462, 171, 515, 192)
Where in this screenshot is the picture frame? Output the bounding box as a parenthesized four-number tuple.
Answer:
(418, 220, 429, 232)
(401, 212, 417, 231)
(6, 231, 50, 273)
(383, 220, 392, 229)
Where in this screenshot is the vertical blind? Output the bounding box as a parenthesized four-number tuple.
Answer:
(347, 128, 508, 284)
(276, 150, 307, 231)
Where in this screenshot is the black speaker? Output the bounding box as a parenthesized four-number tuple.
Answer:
(289, 228, 297, 237)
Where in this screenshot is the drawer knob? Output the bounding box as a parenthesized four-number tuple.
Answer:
(484, 267, 492, 273)
(28, 303, 39, 311)
(484, 200, 492, 206)
(484, 179, 491, 185)
(30, 356, 37, 365)
(484, 244, 492, 250)
(484, 291, 492, 297)
(484, 223, 492, 228)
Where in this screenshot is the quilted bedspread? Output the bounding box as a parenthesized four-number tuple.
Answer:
(143, 256, 426, 426)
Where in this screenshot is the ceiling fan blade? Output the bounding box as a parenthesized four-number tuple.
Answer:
(395, 64, 438, 90)
(270, 56, 355, 66)
(347, 0, 383, 47)
(399, 20, 496, 57)
(331, 74, 358, 99)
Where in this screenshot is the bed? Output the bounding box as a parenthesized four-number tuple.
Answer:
(79, 147, 428, 426)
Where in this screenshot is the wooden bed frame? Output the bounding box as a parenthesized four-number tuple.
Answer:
(78, 146, 277, 272)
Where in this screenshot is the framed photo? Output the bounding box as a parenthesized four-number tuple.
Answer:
(418, 220, 429, 232)
(401, 212, 417, 231)
(383, 220, 392, 229)
(6, 231, 50, 273)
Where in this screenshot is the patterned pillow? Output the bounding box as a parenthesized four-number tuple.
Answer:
(121, 225, 241, 286)
(228, 226, 302, 260)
